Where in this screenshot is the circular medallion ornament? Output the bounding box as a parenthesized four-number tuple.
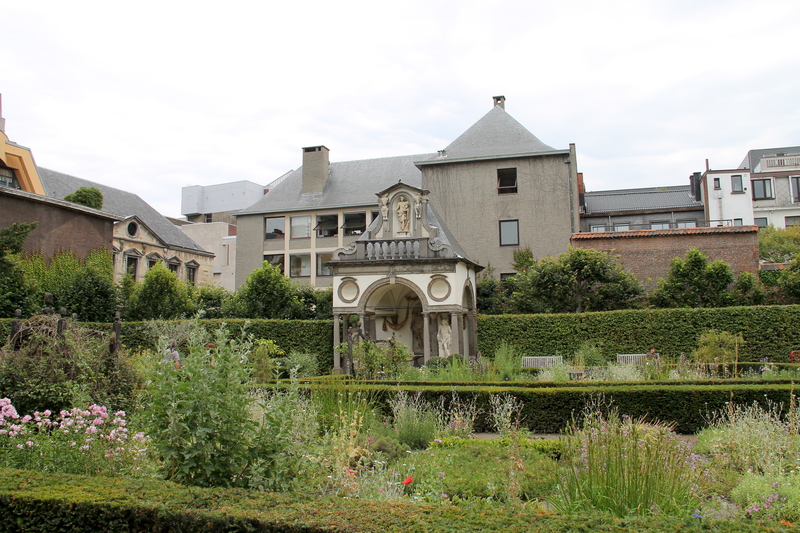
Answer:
(427, 276, 451, 302)
(338, 279, 360, 303)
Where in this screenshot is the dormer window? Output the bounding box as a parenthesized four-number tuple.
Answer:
(0, 166, 18, 189)
(497, 168, 517, 194)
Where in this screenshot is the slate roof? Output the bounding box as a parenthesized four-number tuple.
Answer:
(418, 105, 559, 165)
(739, 146, 800, 171)
(583, 185, 703, 214)
(38, 167, 211, 255)
(237, 153, 436, 216)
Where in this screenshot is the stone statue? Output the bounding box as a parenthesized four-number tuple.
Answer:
(437, 314, 451, 357)
(414, 194, 422, 219)
(410, 310, 424, 354)
(396, 195, 410, 232)
(380, 196, 389, 221)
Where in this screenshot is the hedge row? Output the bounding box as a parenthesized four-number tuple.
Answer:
(478, 305, 800, 362)
(296, 381, 799, 434)
(0, 469, 790, 532)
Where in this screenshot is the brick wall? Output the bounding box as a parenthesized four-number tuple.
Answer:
(570, 226, 760, 289)
(0, 193, 115, 259)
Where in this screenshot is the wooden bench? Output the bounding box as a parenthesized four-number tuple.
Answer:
(617, 354, 648, 365)
(522, 356, 564, 368)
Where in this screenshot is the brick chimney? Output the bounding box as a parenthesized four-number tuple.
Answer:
(493, 95, 506, 109)
(301, 145, 330, 194)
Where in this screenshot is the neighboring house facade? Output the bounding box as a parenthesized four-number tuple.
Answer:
(180, 221, 238, 291)
(235, 96, 581, 287)
(701, 146, 800, 229)
(39, 168, 215, 285)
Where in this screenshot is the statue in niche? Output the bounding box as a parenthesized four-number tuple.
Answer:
(414, 194, 422, 219)
(437, 314, 451, 357)
(396, 195, 410, 232)
(380, 196, 389, 221)
(410, 309, 424, 354)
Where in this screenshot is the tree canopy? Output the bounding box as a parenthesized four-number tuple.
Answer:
(758, 224, 800, 263)
(228, 261, 301, 319)
(510, 247, 643, 314)
(64, 186, 103, 209)
(648, 248, 736, 308)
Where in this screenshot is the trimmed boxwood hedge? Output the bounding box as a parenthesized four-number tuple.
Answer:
(0, 469, 792, 532)
(477, 306, 800, 362)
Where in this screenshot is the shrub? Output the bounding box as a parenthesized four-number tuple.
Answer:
(126, 263, 195, 320)
(390, 390, 439, 450)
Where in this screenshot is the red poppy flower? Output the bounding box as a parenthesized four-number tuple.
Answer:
(402, 477, 413, 485)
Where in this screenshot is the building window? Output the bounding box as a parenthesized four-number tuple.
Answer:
(204, 214, 212, 223)
(186, 265, 197, 284)
(315, 214, 339, 238)
(125, 256, 139, 280)
(0, 166, 18, 189)
(127, 221, 139, 237)
(290, 215, 311, 238)
(752, 178, 773, 200)
(167, 259, 180, 274)
(499, 273, 516, 280)
(713, 177, 721, 190)
(614, 223, 630, 231)
(497, 168, 518, 194)
(754, 217, 768, 228)
(650, 221, 670, 230)
(590, 224, 606, 232)
(792, 176, 800, 203)
(676, 220, 697, 228)
(264, 254, 285, 274)
(731, 175, 744, 193)
(290, 254, 311, 277)
(499, 220, 519, 246)
(786, 216, 800, 227)
(733, 218, 743, 226)
(342, 212, 366, 236)
(147, 256, 159, 269)
(317, 253, 332, 276)
(265, 216, 285, 239)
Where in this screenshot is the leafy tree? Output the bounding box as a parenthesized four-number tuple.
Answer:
(63, 186, 103, 209)
(227, 261, 299, 319)
(195, 284, 233, 319)
(0, 222, 38, 317)
(691, 330, 744, 364)
(126, 262, 196, 320)
(758, 224, 800, 263)
(511, 248, 643, 314)
(60, 268, 118, 322)
(294, 285, 333, 319)
(777, 256, 800, 302)
(649, 248, 735, 308)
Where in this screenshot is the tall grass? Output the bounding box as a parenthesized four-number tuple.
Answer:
(551, 409, 700, 517)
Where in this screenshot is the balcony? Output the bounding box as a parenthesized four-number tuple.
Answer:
(585, 220, 744, 233)
(333, 237, 451, 262)
(763, 156, 800, 170)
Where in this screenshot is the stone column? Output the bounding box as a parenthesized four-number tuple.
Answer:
(467, 310, 477, 358)
(450, 311, 460, 355)
(423, 312, 431, 363)
(333, 313, 341, 372)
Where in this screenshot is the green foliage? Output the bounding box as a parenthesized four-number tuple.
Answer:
(0, 222, 38, 317)
(63, 186, 103, 209)
(389, 390, 439, 450)
(0, 315, 137, 415)
(490, 341, 521, 381)
(511, 247, 643, 313)
(60, 268, 118, 322)
(194, 284, 232, 319)
(551, 408, 699, 517)
(125, 263, 195, 320)
(348, 338, 409, 379)
(227, 261, 300, 319)
(758, 224, 800, 263)
(778, 256, 800, 301)
(649, 248, 736, 308)
(692, 330, 744, 364)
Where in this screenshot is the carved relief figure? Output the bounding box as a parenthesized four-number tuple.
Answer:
(410, 309, 424, 354)
(396, 195, 410, 232)
(380, 196, 389, 221)
(437, 314, 451, 357)
(414, 194, 422, 219)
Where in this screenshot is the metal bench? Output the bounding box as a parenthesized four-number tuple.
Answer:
(617, 354, 648, 365)
(522, 356, 564, 368)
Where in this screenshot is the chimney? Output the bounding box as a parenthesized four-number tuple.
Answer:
(0, 94, 5, 133)
(689, 172, 702, 201)
(492, 95, 506, 109)
(301, 145, 330, 194)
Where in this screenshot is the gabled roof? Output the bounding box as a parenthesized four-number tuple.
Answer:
(739, 146, 800, 171)
(417, 105, 559, 166)
(38, 167, 211, 255)
(237, 153, 436, 216)
(583, 185, 703, 214)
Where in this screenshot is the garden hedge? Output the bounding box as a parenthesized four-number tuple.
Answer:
(477, 305, 800, 362)
(297, 381, 800, 434)
(0, 469, 792, 532)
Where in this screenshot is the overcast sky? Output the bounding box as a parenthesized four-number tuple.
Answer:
(2, 0, 799, 218)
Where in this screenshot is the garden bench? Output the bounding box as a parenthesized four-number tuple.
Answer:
(617, 354, 648, 365)
(521, 356, 563, 368)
